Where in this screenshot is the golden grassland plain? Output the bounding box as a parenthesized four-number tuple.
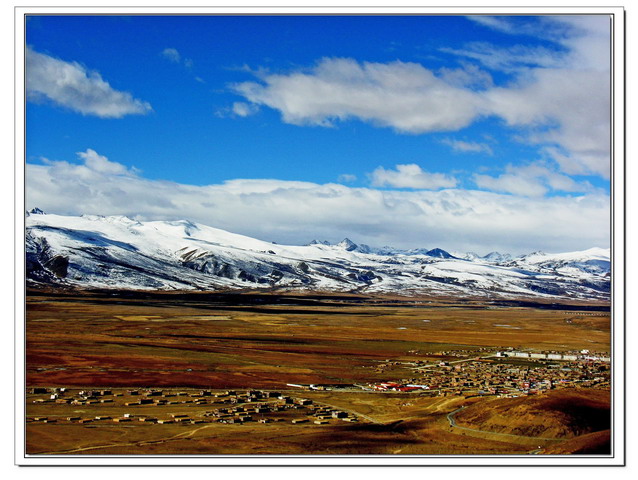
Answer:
(24, 289, 611, 456)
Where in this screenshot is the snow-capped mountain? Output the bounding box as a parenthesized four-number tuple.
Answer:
(452, 251, 481, 261)
(25, 211, 610, 300)
(336, 238, 372, 253)
(505, 248, 611, 277)
(482, 251, 513, 263)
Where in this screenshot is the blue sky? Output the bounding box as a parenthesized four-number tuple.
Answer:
(25, 14, 612, 254)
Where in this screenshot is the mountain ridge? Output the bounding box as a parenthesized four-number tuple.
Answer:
(25, 212, 610, 300)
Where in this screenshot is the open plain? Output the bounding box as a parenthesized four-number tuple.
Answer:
(25, 288, 611, 455)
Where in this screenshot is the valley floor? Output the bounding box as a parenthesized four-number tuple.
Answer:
(23, 289, 612, 456)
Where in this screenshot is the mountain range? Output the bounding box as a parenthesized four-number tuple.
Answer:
(25, 210, 611, 300)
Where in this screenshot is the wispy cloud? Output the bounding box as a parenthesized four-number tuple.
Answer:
(370, 164, 458, 190)
(26, 47, 152, 118)
(215, 102, 260, 119)
(465, 15, 580, 43)
(26, 150, 610, 254)
(473, 162, 594, 197)
(466, 16, 519, 34)
(231, 102, 259, 117)
(162, 47, 197, 77)
(441, 138, 493, 155)
(436, 62, 493, 90)
(161, 47, 181, 63)
(337, 173, 357, 183)
(440, 43, 566, 73)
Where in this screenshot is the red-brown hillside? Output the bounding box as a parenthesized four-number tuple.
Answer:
(543, 429, 611, 454)
(455, 388, 610, 439)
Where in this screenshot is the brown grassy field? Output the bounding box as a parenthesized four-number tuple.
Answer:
(24, 288, 611, 455)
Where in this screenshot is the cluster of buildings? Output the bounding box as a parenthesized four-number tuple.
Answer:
(372, 352, 611, 397)
(27, 388, 358, 426)
(495, 349, 611, 363)
(204, 397, 355, 424)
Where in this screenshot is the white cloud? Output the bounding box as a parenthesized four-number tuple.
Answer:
(231, 102, 259, 117)
(25, 150, 609, 254)
(371, 164, 458, 190)
(474, 172, 548, 197)
(232, 57, 487, 133)
(26, 47, 152, 118)
(161, 48, 181, 63)
(473, 162, 594, 197)
(441, 138, 493, 155)
(76, 149, 134, 176)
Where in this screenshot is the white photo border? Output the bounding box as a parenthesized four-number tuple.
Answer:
(14, 4, 626, 467)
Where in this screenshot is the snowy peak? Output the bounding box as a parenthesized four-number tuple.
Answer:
(307, 239, 331, 246)
(337, 238, 358, 251)
(335, 238, 372, 254)
(482, 251, 512, 263)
